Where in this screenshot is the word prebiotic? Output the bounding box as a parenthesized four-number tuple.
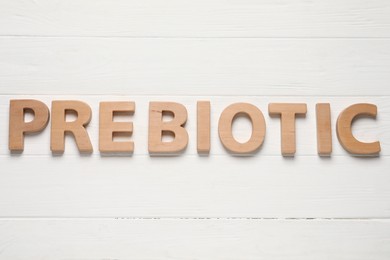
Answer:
(8, 100, 381, 156)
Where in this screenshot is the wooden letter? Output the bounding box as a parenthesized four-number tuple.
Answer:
(218, 103, 265, 154)
(148, 102, 188, 154)
(316, 103, 332, 156)
(99, 101, 135, 154)
(9, 99, 49, 152)
(268, 103, 307, 156)
(336, 103, 380, 155)
(197, 101, 211, 154)
(51, 101, 93, 154)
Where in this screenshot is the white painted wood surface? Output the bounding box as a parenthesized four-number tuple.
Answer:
(1, 38, 390, 96)
(0, 0, 390, 259)
(0, 219, 389, 260)
(0, 0, 389, 37)
(0, 156, 389, 218)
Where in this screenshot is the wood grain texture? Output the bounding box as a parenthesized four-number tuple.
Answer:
(197, 101, 211, 154)
(337, 103, 381, 155)
(50, 100, 93, 154)
(269, 103, 307, 156)
(99, 101, 135, 154)
(0, 155, 389, 218)
(8, 99, 49, 152)
(218, 102, 266, 154)
(0, 0, 389, 37)
(316, 103, 333, 156)
(148, 102, 189, 155)
(0, 95, 388, 156)
(0, 219, 389, 259)
(1, 38, 390, 95)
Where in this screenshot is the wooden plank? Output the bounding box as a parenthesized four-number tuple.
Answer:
(1, 95, 389, 156)
(0, 38, 390, 95)
(0, 0, 389, 37)
(0, 219, 389, 259)
(0, 155, 389, 218)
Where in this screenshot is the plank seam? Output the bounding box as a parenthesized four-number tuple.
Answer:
(0, 217, 389, 221)
(2, 35, 390, 39)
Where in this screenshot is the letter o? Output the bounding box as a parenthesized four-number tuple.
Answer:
(218, 103, 266, 154)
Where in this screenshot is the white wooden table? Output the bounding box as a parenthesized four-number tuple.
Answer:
(0, 0, 389, 259)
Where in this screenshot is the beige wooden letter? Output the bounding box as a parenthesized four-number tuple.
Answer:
(268, 103, 307, 156)
(197, 101, 211, 154)
(148, 102, 188, 154)
(51, 101, 93, 154)
(336, 103, 380, 155)
(218, 103, 265, 154)
(9, 99, 49, 152)
(316, 103, 332, 156)
(99, 101, 135, 154)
